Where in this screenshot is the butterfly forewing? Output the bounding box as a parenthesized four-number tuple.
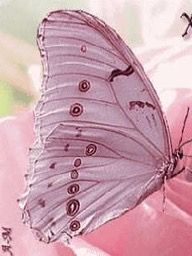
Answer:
(20, 10, 172, 243)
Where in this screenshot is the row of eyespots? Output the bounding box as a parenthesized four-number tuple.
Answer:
(47, 149, 96, 231)
(69, 80, 90, 117)
(68, 79, 96, 232)
(67, 144, 97, 232)
(67, 158, 82, 232)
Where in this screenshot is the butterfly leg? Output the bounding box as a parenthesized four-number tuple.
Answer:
(170, 166, 185, 178)
(162, 166, 185, 211)
(185, 167, 192, 182)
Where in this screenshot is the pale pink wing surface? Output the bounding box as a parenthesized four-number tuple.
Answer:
(19, 10, 172, 243)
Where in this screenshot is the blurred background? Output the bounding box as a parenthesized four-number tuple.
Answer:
(0, 0, 192, 117)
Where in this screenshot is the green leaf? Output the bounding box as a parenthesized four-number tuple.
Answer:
(0, 80, 34, 116)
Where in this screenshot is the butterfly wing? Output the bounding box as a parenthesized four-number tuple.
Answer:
(21, 122, 165, 243)
(20, 10, 172, 242)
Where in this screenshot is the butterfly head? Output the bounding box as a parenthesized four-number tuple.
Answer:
(173, 148, 184, 161)
(173, 106, 191, 164)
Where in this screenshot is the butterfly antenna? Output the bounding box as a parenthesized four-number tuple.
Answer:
(180, 138, 192, 148)
(162, 175, 166, 213)
(183, 154, 192, 158)
(178, 107, 190, 148)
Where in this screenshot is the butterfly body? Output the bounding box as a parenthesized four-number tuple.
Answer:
(19, 10, 184, 244)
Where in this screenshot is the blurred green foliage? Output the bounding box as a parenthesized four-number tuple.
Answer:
(0, 81, 13, 116)
(0, 0, 86, 117)
(0, 0, 86, 45)
(0, 80, 33, 116)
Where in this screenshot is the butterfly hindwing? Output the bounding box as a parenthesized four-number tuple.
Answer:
(22, 123, 162, 242)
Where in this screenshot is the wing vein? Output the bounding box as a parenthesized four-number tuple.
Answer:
(44, 35, 125, 63)
(48, 54, 118, 69)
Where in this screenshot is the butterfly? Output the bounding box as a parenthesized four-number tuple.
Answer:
(19, 10, 189, 244)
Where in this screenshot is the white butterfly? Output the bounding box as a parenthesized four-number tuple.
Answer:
(19, 10, 188, 244)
